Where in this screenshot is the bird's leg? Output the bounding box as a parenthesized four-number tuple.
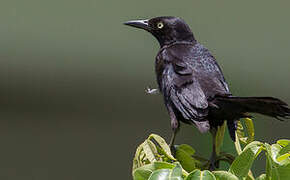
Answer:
(169, 127, 178, 148)
(209, 128, 218, 171)
(168, 106, 179, 155)
(169, 121, 179, 156)
(145, 86, 159, 94)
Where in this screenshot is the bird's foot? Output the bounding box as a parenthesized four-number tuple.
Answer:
(209, 154, 219, 171)
(209, 162, 216, 171)
(209, 159, 216, 171)
(145, 87, 159, 94)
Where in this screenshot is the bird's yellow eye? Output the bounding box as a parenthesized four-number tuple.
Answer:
(157, 22, 164, 29)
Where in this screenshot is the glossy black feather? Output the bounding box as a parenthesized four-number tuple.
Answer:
(125, 16, 290, 140)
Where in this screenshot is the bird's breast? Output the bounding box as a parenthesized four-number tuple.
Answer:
(155, 57, 166, 92)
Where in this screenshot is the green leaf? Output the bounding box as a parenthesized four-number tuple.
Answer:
(133, 134, 177, 172)
(176, 144, 196, 156)
(185, 170, 216, 180)
(148, 169, 171, 180)
(175, 144, 196, 172)
(215, 121, 226, 155)
(236, 118, 255, 145)
(255, 174, 266, 180)
(244, 118, 255, 144)
(277, 139, 290, 147)
(143, 139, 159, 162)
(134, 162, 175, 173)
(245, 175, 255, 180)
(234, 132, 243, 155)
(270, 144, 282, 163)
(133, 141, 146, 170)
(277, 153, 290, 163)
(133, 162, 176, 180)
(133, 139, 160, 171)
(170, 163, 184, 180)
(264, 143, 290, 179)
(264, 143, 275, 179)
(212, 171, 238, 180)
(267, 143, 290, 165)
(271, 163, 290, 180)
(277, 144, 290, 163)
(146, 164, 185, 180)
(149, 134, 176, 161)
(236, 121, 245, 143)
(133, 168, 153, 180)
(229, 141, 263, 179)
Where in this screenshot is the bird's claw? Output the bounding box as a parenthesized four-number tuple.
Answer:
(209, 155, 219, 171)
(145, 87, 159, 94)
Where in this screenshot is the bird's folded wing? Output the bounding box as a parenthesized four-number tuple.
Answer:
(166, 60, 209, 121)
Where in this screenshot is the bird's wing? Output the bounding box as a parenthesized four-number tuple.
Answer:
(158, 43, 230, 122)
(168, 43, 231, 98)
(187, 43, 231, 97)
(161, 58, 210, 133)
(160, 58, 209, 121)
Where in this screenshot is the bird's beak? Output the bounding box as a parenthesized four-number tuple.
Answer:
(124, 19, 150, 31)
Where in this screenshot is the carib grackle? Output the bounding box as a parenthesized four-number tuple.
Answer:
(124, 16, 290, 169)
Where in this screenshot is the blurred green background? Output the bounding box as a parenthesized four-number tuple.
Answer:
(0, 0, 289, 179)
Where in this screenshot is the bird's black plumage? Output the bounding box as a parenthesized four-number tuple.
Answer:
(156, 41, 232, 132)
(124, 16, 290, 168)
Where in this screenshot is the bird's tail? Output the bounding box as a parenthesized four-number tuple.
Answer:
(216, 96, 290, 119)
(214, 96, 290, 141)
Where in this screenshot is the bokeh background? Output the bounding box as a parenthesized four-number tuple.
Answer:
(0, 0, 289, 179)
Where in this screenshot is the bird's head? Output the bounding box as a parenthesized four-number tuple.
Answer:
(124, 16, 196, 47)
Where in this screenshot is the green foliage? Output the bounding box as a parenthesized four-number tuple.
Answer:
(229, 141, 263, 179)
(215, 121, 226, 156)
(212, 171, 239, 180)
(132, 119, 290, 180)
(237, 118, 255, 145)
(175, 144, 196, 172)
(186, 169, 215, 180)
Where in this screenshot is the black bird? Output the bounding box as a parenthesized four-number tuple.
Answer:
(124, 16, 290, 169)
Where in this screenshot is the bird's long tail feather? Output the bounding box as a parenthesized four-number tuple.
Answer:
(214, 96, 290, 141)
(216, 96, 290, 120)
